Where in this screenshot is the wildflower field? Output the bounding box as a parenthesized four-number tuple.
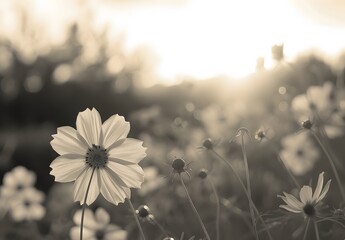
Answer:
(1, 1, 345, 240)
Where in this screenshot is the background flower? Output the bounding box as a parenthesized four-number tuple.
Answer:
(70, 208, 127, 240)
(1, 166, 36, 199)
(9, 187, 45, 222)
(280, 133, 319, 176)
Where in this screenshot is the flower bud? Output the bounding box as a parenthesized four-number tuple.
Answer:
(198, 169, 208, 179)
(136, 205, 150, 219)
(202, 138, 213, 150)
(302, 120, 312, 130)
(172, 158, 186, 173)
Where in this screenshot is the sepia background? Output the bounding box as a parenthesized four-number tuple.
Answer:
(1, 0, 345, 239)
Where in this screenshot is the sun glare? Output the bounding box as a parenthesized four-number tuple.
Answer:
(101, 0, 345, 83)
(2, 0, 345, 85)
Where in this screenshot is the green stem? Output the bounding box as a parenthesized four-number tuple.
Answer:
(211, 150, 273, 240)
(240, 135, 259, 240)
(311, 130, 345, 202)
(180, 174, 211, 240)
(318, 124, 344, 171)
(303, 219, 310, 240)
(128, 199, 146, 240)
(276, 152, 301, 189)
(80, 168, 96, 240)
(208, 178, 220, 240)
(313, 220, 320, 240)
(152, 218, 169, 237)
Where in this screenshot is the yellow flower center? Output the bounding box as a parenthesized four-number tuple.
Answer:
(303, 203, 315, 217)
(86, 144, 108, 168)
(96, 230, 105, 240)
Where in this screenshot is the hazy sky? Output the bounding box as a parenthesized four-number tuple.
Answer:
(1, 0, 345, 84)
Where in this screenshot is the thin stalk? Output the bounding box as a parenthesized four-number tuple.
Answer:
(267, 143, 300, 189)
(211, 150, 273, 240)
(317, 217, 345, 229)
(302, 219, 310, 240)
(152, 218, 169, 237)
(128, 199, 146, 240)
(313, 220, 320, 240)
(318, 124, 345, 171)
(276, 152, 301, 189)
(312, 109, 344, 171)
(208, 178, 220, 240)
(221, 197, 255, 236)
(311, 130, 345, 202)
(240, 135, 259, 240)
(80, 168, 96, 240)
(179, 174, 211, 240)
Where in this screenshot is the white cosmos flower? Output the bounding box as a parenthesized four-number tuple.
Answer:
(280, 132, 319, 176)
(1, 166, 36, 198)
(278, 172, 331, 218)
(9, 187, 46, 222)
(50, 108, 146, 206)
(139, 166, 165, 196)
(291, 82, 343, 138)
(70, 208, 127, 240)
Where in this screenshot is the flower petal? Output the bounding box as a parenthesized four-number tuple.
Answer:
(73, 209, 100, 230)
(76, 108, 102, 147)
(95, 208, 110, 226)
(51, 126, 88, 156)
(108, 139, 146, 164)
(11, 166, 36, 187)
(73, 208, 101, 231)
(70, 226, 96, 240)
(99, 168, 130, 205)
(279, 193, 303, 210)
(105, 229, 127, 240)
(23, 188, 45, 203)
(73, 168, 100, 206)
(102, 114, 130, 149)
(299, 186, 313, 204)
(3, 172, 17, 187)
(312, 172, 324, 202)
(317, 179, 331, 202)
(10, 205, 28, 221)
(28, 204, 45, 220)
(279, 205, 302, 213)
(50, 155, 87, 183)
(107, 162, 144, 188)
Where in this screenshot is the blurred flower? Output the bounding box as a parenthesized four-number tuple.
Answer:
(9, 188, 45, 222)
(139, 166, 165, 196)
(256, 57, 265, 72)
(280, 133, 319, 176)
(50, 108, 146, 206)
(278, 172, 331, 218)
(292, 82, 336, 121)
(291, 82, 343, 138)
(53, 64, 73, 84)
(70, 208, 127, 240)
(271, 44, 284, 62)
(0, 46, 13, 73)
(1, 166, 36, 199)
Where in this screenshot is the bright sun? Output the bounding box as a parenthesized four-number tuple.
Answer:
(100, 0, 345, 83)
(2, 0, 345, 85)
